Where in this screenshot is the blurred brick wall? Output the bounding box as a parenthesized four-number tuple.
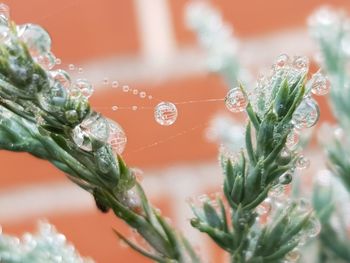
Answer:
(0, 0, 350, 262)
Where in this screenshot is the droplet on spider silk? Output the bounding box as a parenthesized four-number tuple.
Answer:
(139, 92, 146, 98)
(35, 51, 56, 70)
(106, 118, 127, 154)
(295, 155, 310, 170)
(311, 73, 330, 96)
(112, 105, 118, 111)
(132, 106, 138, 111)
(292, 98, 319, 129)
(55, 58, 61, 65)
(292, 56, 309, 73)
(74, 78, 94, 98)
(68, 64, 75, 71)
(72, 113, 109, 151)
(286, 129, 299, 149)
(154, 101, 178, 126)
(122, 85, 130, 92)
(103, 77, 109, 85)
(17, 24, 51, 57)
(112, 81, 119, 88)
(225, 87, 248, 113)
(132, 89, 139, 95)
(50, 69, 71, 89)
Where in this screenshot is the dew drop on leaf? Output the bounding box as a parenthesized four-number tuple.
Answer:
(292, 98, 319, 129)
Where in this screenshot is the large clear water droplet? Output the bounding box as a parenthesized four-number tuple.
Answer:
(225, 87, 248, 113)
(292, 98, 319, 129)
(17, 24, 51, 57)
(74, 79, 93, 98)
(107, 118, 127, 155)
(72, 113, 109, 151)
(154, 101, 178, 126)
(311, 72, 330, 96)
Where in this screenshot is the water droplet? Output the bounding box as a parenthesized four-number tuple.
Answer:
(119, 188, 142, 213)
(107, 119, 127, 155)
(35, 51, 56, 70)
(65, 110, 79, 123)
(122, 85, 130, 92)
(74, 79, 93, 98)
(78, 67, 83, 74)
(50, 69, 71, 89)
(148, 95, 153, 100)
(68, 64, 75, 71)
(279, 172, 293, 185)
(225, 87, 248, 113)
(305, 216, 321, 238)
(274, 53, 290, 70)
(132, 105, 138, 111)
(139, 92, 146, 98)
(112, 105, 118, 111)
(55, 58, 61, 65)
(311, 73, 330, 96)
(37, 83, 67, 112)
(292, 98, 319, 129)
(292, 56, 309, 73)
(103, 77, 109, 85)
(112, 81, 119, 88)
(295, 155, 310, 170)
(154, 101, 178, 126)
(17, 24, 51, 57)
(286, 129, 299, 149)
(132, 89, 139, 95)
(72, 113, 109, 151)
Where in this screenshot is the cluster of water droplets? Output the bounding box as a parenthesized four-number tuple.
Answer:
(0, 4, 130, 154)
(0, 221, 93, 263)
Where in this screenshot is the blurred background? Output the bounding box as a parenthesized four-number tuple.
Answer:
(1, 0, 350, 262)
